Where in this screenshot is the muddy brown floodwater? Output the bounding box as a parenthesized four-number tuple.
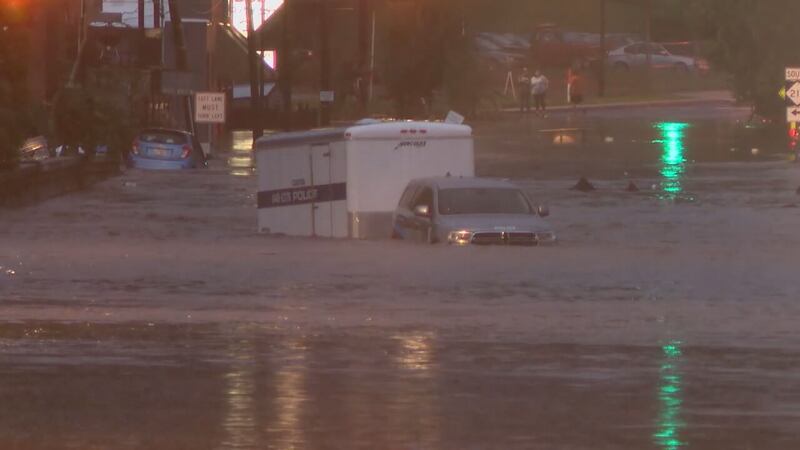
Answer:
(2, 106, 800, 449)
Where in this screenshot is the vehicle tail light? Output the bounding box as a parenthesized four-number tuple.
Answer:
(131, 139, 140, 155)
(181, 144, 192, 159)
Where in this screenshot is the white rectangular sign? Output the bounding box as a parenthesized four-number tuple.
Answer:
(786, 67, 800, 81)
(787, 106, 800, 123)
(445, 110, 465, 124)
(320, 90, 335, 103)
(194, 92, 226, 124)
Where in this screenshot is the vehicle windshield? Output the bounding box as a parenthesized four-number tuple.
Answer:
(138, 130, 188, 145)
(438, 188, 531, 215)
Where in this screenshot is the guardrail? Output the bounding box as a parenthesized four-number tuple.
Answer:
(0, 157, 120, 208)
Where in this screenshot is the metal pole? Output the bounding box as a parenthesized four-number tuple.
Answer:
(319, 0, 331, 126)
(644, 0, 652, 92)
(138, 0, 145, 29)
(357, 0, 369, 113)
(78, 0, 86, 50)
(245, 0, 263, 143)
(280, 0, 293, 130)
(153, 0, 161, 28)
(598, 0, 606, 97)
(368, 9, 376, 102)
(166, 0, 193, 133)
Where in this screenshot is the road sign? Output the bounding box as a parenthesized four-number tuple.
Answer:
(787, 82, 800, 105)
(161, 71, 199, 96)
(787, 67, 800, 81)
(779, 86, 786, 100)
(786, 106, 800, 123)
(320, 90, 335, 103)
(194, 92, 226, 124)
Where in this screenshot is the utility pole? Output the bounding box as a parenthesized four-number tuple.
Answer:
(279, 0, 293, 130)
(598, 0, 606, 97)
(153, 0, 161, 28)
(245, 0, 263, 143)
(166, 0, 194, 134)
(138, 0, 145, 29)
(78, 0, 86, 51)
(67, 0, 88, 87)
(319, 0, 331, 126)
(644, 0, 652, 92)
(357, 0, 369, 114)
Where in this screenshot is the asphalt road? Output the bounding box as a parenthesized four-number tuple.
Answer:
(2, 104, 799, 449)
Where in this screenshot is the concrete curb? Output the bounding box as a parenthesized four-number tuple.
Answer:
(502, 96, 738, 114)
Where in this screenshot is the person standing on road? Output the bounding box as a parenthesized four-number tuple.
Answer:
(569, 70, 585, 111)
(530, 69, 550, 116)
(517, 68, 531, 113)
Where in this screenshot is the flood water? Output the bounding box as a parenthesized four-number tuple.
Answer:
(2, 322, 799, 449)
(3, 104, 800, 449)
(474, 104, 789, 183)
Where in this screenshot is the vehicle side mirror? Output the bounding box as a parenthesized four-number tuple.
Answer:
(414, 205, 431, 218)
(537, 205, 550, 217)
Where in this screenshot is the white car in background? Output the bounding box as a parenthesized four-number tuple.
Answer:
(607, 42, 708, 74)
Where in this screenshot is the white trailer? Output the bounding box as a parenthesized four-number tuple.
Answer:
(255, 121, 474, 238)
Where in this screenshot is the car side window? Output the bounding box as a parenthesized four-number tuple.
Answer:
(625, 44, 641, 54)
(412, 187, 433, 209)
(399, 185, 418, 209)
(538, 31, 557, 43)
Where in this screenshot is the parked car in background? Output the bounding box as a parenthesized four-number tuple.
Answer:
(129, 128, 206, 170)
(474, 32, 530, 69)
(392, 177, 556, 245)
(607, 42, 708, 74)
(659, 41, 712, 73)
(530, 23, 639, 68)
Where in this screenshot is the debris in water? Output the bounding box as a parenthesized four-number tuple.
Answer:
(571, 177, 595, 192)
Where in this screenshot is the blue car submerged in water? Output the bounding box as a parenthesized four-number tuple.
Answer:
(129, 128, 206, 170)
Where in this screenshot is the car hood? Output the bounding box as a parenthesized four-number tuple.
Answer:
(436, 214, 553, 233)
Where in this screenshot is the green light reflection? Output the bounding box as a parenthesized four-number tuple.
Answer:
(652, 122, 689, 199)
(654, 339, 686, 450)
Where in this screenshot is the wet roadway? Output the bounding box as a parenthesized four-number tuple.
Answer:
(2, 104, 800, 449)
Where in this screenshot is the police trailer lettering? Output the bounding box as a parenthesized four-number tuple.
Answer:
(393, 141, 427, 151)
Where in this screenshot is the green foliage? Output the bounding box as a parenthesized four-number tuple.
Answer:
(53, 68, 147, 157)
(690, 0, 800, 117)
(380, 0, 461, 117)
(0, 20, 32, 166)
(442, 36, 492, 118)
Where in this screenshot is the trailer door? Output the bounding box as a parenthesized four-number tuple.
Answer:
(310, 144, 333, 237)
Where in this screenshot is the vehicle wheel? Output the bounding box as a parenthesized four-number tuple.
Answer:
(613, 62, 629, 72)
(674, 63, 689, 74)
